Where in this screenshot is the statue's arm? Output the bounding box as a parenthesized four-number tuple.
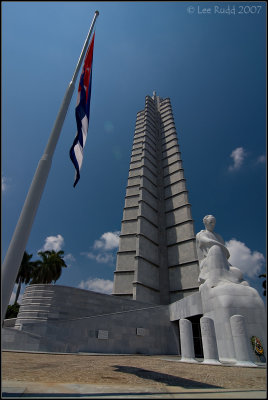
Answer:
(197, 232, 230, 258)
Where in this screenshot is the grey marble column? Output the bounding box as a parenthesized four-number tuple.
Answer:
(230, 314, 256, 367)
(200, 316, 221, 365)
(179, 318, 198, 363)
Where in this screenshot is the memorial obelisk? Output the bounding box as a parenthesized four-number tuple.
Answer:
(113, 92, 200, 304)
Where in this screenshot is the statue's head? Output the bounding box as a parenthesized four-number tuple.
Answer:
(203, 215, 216, 232)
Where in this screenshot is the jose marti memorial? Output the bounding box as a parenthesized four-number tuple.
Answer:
(2, 92, 266, 366)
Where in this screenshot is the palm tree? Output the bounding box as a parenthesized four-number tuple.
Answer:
(30, 250, 67, 284)
(259, 273, 266, 297)
(14, 251, 39, 305)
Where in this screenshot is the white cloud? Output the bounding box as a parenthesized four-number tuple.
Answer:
(81, 231, 120, 265)
(64, 253, 76, 265)
(81, 252, 96, 260)
(226, 239, 265, 278)
(2, 176, 8, 192)
(64, 253, 75, 262)
(228, 147, 246, 171)
(40, 234, 64, 252)
(78, 278, 113, 294)
(257, 155, 266, 164)
(93, 231, 120, 250)
(81, 252, 114, 264)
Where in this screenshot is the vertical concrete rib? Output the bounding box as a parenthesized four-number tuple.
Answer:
(134, 95, 161, 304)
(113, 93, 200, 304)
(154, 95, 170, 305)
(113, 110, 144, 300)
(159, 97, 200, 303)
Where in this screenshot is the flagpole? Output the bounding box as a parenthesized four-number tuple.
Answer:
(1, 11, 99, 325)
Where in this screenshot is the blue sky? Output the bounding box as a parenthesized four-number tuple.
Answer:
(2, 2, 266, 303)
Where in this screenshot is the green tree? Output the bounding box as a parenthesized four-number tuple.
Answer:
(30, 250, 67, 284)
(14, 251, 40, 305)
(259, 273, 266, 297)
(5, 303, 20, 319)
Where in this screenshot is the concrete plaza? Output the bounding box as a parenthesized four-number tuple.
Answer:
(2, 351, 266, 399)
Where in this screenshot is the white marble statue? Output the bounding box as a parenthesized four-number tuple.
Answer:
(196, 215, 248, 288)
(196, 215, 266, 364)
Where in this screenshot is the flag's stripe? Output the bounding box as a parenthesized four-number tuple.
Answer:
(86, 64, 93, 120)
(69, 144, 80, 187)
(84, 33, 95, 103)
(69, 32, 95, 187)
(74, 141, 83, 169)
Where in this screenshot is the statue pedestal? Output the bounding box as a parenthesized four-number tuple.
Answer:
(200, 282, 266, 364)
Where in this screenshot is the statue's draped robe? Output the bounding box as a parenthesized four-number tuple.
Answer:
(196, 230, 244, 287)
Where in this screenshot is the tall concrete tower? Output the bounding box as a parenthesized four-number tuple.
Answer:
(113, 93, 200, 304)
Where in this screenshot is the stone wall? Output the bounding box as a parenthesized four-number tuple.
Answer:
(2, 284, 179, 355)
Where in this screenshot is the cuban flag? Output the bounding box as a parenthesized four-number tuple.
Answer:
(70, 32, 95, 187)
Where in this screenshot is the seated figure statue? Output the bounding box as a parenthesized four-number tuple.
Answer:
(196, 215, 248, 288)
(196, 215, 266, 364)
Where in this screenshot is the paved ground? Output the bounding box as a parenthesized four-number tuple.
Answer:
(1, 351, 267, 399)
